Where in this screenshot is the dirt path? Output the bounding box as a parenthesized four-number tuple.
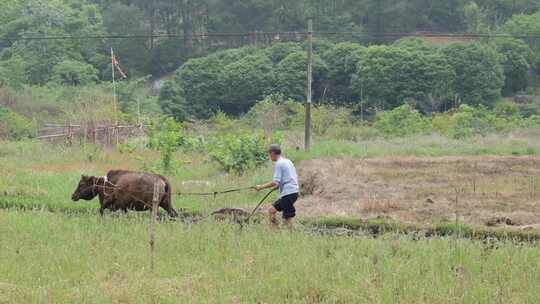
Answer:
(297, 156, 540, 228)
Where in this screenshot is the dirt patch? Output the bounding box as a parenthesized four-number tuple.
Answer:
(297, 156, 540, 228)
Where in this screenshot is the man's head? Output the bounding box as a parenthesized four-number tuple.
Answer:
(268, 144, 281, 161)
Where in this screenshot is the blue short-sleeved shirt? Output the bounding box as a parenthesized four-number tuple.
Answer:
(273, 157, 299, 198)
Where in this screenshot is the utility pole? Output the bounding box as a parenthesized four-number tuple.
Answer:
(111, 48, 117, 126)
(111, 48, 119, 145)
(305, 19, 313, 150)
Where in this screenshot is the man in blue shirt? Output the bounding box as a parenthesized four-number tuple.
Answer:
(255, 144, 299, 227)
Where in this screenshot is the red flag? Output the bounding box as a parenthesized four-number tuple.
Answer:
(111, 52, 127, 79)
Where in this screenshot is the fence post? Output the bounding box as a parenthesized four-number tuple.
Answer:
(149, 181, 162, 272)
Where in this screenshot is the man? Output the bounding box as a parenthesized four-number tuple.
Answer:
(255, 144, 299, 227)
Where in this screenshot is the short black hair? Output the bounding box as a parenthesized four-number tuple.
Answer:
(268, 144, 281, 155)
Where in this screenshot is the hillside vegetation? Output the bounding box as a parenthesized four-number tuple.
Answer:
(2, 0, 540, 129)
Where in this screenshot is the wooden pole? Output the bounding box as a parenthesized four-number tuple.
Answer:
(111, 48, 117, 125)
(137, 97, 141, 126)
(305, 19, 313, 150)
(149, 182, 161, 272)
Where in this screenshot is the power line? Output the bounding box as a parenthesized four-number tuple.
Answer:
(318, 31, 540, 39)
(3, 31, 540, 42)
(0, 32, 307, 42)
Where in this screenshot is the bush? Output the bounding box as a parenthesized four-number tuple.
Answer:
(0, 107, 35, 140)
(244, 95, 290, 136)
(207, 111, 246, 134)
(147, 118, 200, 172)
(148, 118, 200, 152)
(244, 95, 314, 135)
(432, 104, 522, 139)
(286, 103, 353, 136)
(208, 132, 282, 174)
(49, 60, 99, 86)
(525, 115, 540, 127)
(373, 104, 430, 138)
(327, 123, 379, 141)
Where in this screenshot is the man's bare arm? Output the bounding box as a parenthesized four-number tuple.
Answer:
(254, 181, 278, 191)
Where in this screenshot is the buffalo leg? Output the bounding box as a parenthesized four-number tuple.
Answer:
(100, 197, 114, 216)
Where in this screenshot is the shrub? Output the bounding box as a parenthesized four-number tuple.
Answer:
(147, 118, 200, 153)
(525, 115, 540, 127)
(0, 107, 35, 140)
(373, 104, 430, 138)
(516, 100, 540, 118)
(147, 118, 200, 172)
(244, 95, 290, 136)
(117, 142, 137, 154)
(207, 111, 244, 134)
(286, 103, 353, 136)
(327, 123, 379, 141)
(432, 104, 523, 139)
(49, 60, 99, 86)
(208, 132, 282, 174)
(448, 106, 477, 139)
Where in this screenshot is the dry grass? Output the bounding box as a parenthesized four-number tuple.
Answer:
(298, 156, 540, 228)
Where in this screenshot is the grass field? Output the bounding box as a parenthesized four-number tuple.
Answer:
(1, 131, 540, 303)
(2, 211, 540, 303)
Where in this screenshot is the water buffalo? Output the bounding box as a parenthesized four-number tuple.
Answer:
(71, 170, 178, 217)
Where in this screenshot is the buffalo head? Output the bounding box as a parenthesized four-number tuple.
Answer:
(72, 175, 99, 201)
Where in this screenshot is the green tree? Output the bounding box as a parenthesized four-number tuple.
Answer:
(0, 55, 28, 89)
(274, 51, 328, 102)
(159, 80, 188, 121)
(500, 11, 540, 78)
(0, 0, 105, 85)
(441, 43, 505, 106)
(264, 43, 302, 64)
(103, 3, 151, 78)
(220, 53, 274, 114)
(170, 56, 225, 118)
(49, 60, 99, 86)
(500, 11, 540, 54)
(475, 0, 540, 28)
(352, 44, 456, 111)
(493, 38, 533, 95)
(322, 42, 366, 104)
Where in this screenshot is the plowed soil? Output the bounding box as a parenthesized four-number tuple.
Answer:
(297, 156, 540, 228)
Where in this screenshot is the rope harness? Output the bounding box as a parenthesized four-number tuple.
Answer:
(176, 187, 255, 198)
(82, 178, 253, 198)
(78, 176, 277, 227)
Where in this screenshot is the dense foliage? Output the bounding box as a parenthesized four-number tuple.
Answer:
(3, 0, 540, 84)
(2, 0, 540, 144)
(160, 39, 517, 119)
(0, 106, 34, 139)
